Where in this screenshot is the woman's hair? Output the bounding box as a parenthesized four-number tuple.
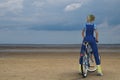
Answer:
(87, 14, 95, 22)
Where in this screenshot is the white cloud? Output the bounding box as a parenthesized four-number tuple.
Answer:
(65, 3, 82, 11)
(64, 0, 92, 11)
(0, 0, 24, 15)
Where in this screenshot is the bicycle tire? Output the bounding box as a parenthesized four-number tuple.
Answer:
(81, 54, 88, 78)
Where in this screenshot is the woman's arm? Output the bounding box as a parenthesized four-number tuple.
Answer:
(82, 30, 85, 39)
(95, 29, 99, 42)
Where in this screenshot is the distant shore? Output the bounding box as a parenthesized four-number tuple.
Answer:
(0, 44, 119, 53)
(0, 44, 120, 49)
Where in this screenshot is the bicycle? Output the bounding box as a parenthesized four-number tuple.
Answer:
(80, 41, 97, 78)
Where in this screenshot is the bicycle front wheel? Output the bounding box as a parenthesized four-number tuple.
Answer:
(87, 54, 97, 72)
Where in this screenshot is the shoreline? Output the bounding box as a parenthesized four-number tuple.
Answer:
(0, 44, 120, 48)
(0, 48, 119, 53)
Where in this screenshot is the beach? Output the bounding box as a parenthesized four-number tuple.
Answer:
(0, 45, 120, 80)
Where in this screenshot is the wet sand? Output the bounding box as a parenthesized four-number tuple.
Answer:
(0, 48, 120, 80)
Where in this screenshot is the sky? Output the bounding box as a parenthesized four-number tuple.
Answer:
(0, 0, 120, 44)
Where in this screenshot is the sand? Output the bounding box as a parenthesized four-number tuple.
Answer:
(0, 49, 120, 80)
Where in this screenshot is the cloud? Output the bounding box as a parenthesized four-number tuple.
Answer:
(64, 0, 92, 11)
(65, 3, 82, 11)
(0, 0, 24, 15)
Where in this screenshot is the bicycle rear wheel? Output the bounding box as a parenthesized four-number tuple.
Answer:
(81, 54, 88, 78)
